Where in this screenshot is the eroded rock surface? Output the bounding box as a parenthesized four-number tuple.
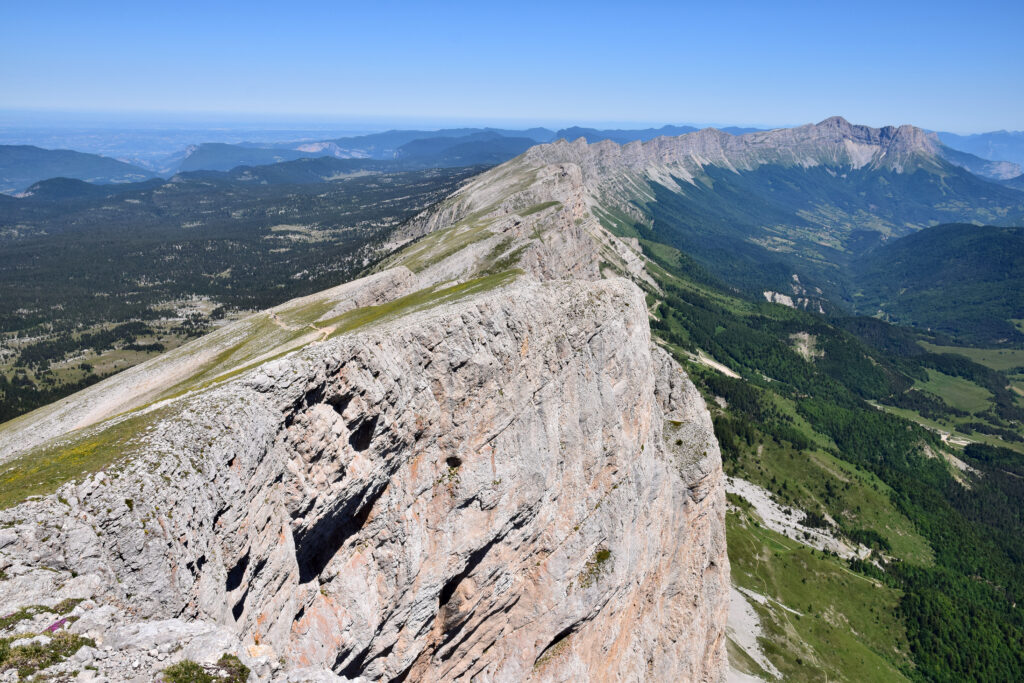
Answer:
(0, 279, 727, 681)
(0, 116, 733, 681)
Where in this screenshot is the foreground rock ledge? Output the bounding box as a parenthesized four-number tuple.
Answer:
(0, 278, 727, 682)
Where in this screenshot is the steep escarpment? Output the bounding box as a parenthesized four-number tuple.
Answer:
(0, 134, 731, 681)
(519, 116, 948, 194)
(0, 278, 727, 681)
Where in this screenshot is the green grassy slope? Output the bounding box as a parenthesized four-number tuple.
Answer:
(728, 507, 912, 681)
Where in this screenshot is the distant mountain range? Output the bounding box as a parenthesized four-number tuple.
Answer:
(3, 120, 1023, 194)
(0, 145, 155, 194)
(509, 116, 1024, 328)
(937, 144, 1022, 180)
(174, 143, 315, 173)
(938, 130, 1024, 168)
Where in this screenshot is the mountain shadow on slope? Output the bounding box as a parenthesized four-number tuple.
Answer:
(630, 163, 1024, 303)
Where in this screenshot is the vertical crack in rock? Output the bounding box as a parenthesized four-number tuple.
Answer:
(435, 509, 534, 662)
(348, 414, 379, 452)
(346, 641, 398, 680)
(294, 478, 389, 584)
(435, 541, 498, 657)
(534, 622, 581, 667)
(232, 587, 249, 621)
(225, 550, 250, 592)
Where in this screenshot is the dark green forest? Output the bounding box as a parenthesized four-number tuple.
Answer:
(641, 242, 1024, 682)
(0, 166, 479, 420)
(851, 224, 1024, 346)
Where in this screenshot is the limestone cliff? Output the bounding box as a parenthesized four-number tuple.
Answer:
(0, 137, 729, 681)
(510, 116, 948, 206)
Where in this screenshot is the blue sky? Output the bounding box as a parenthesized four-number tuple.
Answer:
(2, 0, 1022, 133)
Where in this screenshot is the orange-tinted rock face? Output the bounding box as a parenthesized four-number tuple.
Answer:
(0, 278, 727, 682)
(218, 279, 728, 680)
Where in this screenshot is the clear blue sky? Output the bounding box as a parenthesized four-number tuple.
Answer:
(2, 0, 1021, 133)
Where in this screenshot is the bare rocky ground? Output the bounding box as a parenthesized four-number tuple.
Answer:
(726, 477, 869, 560)
(726, 587, 782, 682)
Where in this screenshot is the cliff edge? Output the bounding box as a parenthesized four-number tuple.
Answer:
(0, 141, 729, 681)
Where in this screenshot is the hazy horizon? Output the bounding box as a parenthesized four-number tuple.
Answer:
(0, 107, 788, 135)
(3, 1, 1022, 135)
(1, 108, 1020, 141)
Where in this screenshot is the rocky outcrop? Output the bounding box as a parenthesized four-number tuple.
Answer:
(517, 116, 948, 199)
(0, 278, 727, 681)
(0, 268, 416, 462)
(0, 109, 733, 680)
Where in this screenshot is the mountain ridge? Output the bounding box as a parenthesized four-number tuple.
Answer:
(0, 131, 730, 680)
(0, 144, 155, 194)
(529, 116, 946, 181)
(2, 115, 1022, 681)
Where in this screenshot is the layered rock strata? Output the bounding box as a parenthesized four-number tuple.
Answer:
(0, 278, 727, 681)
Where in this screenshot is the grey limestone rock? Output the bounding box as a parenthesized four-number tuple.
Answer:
(0, 127, 731, 681)
(0, 279, 727, 681)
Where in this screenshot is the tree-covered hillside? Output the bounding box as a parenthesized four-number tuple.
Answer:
(610, 163, 1024, 301)
(852, 224, 1024, 346)
(634, 242, 1024, 681)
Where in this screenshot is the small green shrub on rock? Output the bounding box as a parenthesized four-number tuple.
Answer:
(161, 653, 250, 682)
(162, 659, 215, 683)
(216, 654, 250, 683)
(0, 631, 95, 678)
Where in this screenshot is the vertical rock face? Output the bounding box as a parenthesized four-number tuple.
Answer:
(0, 280, 727, 681)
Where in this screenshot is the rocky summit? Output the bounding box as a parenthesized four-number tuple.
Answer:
(0, 133, 730, 681)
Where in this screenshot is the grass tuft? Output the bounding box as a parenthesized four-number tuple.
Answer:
(160, 654, 249, 683)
